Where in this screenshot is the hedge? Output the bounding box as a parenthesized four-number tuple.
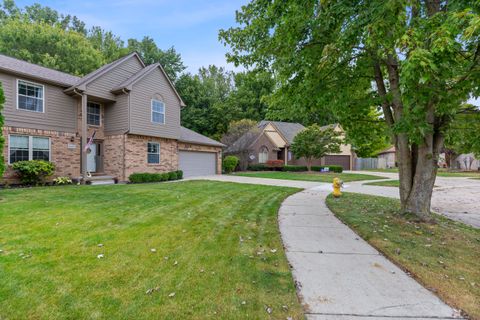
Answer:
(247, 164, 268, 171)
(247, 164, 344, 173)
(311, 165, 343, 173)
(282, 165, 307, 172)
(129, 170, 183, 183)
(223, 155, 239, 173)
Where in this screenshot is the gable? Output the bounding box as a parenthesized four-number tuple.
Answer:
(85, 55, 144, 101)
(264, 123, 288, 148)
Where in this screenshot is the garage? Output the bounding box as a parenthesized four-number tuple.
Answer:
(324, 155, 351, 170)
(179, 151, 217, 177)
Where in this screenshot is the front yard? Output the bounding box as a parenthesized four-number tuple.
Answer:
(233, 171, 386, 182)
(0, 181, 303, 319)
(366, 168, 480, 178)
(326, 193, 480, 319)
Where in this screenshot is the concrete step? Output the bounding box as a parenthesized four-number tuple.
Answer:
(86, 175, 116, 185)
(90, 179, 116, 185)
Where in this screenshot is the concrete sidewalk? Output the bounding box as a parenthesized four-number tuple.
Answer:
(279, 189, 462, 319)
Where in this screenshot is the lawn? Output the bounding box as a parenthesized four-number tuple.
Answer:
(233, 171, 386, 182)
(326, 193, 480, 319)
(365, 168, 480, 178)
(0, 181, 304, 320)
(364, 180, 400, 187)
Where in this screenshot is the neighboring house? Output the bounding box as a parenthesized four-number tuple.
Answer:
(226, 121, 355, 170)
(0, 52, 224, 183)
(377, 146, 479, 171)
(377, 146, 396, 168)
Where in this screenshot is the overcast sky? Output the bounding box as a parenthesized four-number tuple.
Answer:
(15, 0, 247, 73)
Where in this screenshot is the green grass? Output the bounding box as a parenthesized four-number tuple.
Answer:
(233, 171, 386, 182)
(366, 168, 480, 178)
(326, 193, 480, 319)
(364, 180, 400, 187)
(0, 181, 304, 320)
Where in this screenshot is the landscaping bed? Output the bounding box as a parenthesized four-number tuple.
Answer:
(234, 171, 386, 183)
(0, 181, 303, 319)
(326, 193, 480, 319)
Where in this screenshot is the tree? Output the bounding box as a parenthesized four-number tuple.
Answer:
(0, 19, 104, 76)
(88, 27, 128, 62)
(127, 37, 185, 81)
(0, 82, 5, 177)
(291, 125, 342, 171)
(220, 1, 480, 220)
(221, 119, 258, 146)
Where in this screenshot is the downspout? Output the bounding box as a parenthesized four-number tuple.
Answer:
(123, 88, 129, 182)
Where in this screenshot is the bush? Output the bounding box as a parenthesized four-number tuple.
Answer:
(53, 176, 72, 185)
(129, 170, 183, 183)
(311, 165, 343, 173)
(282, 165, 308, 172)
(247, 164, 268, 171)
(266, 160, 284, 168)
(12, 160, 55, 185)
(223, 155, 239, 173)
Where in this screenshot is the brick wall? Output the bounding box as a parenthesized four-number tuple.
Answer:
(124, 134, 178, 180)
(178, 142, 223, 174)
(103, 134, 125, 180)
(1, 126, 81, 183)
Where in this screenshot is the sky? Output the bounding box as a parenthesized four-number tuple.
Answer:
(15, 0, 248, 73)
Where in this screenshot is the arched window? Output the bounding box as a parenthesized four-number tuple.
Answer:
(259, 146, 268, 163)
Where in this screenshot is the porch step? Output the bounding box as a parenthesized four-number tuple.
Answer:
(86, 175, 116, 185)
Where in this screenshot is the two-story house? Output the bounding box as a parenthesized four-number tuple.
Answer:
(0, 52, 224, 183)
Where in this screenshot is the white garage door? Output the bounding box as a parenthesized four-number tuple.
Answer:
(179, 151, 217, 177)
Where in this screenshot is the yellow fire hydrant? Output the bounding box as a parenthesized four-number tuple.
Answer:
(332, 177, 343, 198)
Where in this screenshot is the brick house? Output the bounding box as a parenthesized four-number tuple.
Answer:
(0, 52, 224, 183)
(225, 121, 355, 170)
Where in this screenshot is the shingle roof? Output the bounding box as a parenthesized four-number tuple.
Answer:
(0, 53, 80, 87)
(259, 120, 305, 144)
(378, 146, 396, 155)
(180, 126, 225, 147)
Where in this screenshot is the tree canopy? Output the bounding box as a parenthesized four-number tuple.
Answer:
(220, 0, 480, 219)
(290, 125, 342, 171)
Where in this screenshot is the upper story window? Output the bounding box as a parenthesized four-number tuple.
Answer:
(9, 135, 50, 164)
(87, 102, 101, 126)
(17, 80, 44, 112)
(151, 99, 165, 124)
(147, 142, 160, 164)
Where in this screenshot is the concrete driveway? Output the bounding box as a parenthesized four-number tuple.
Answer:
(345, 171, 480, 228)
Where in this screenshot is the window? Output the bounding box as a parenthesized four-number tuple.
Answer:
(87, 102, 101, 126)
(147, 142, 160, 164)
(18, 80, 44, 112)
(288, 151, 293, 161)
(259, 146, 268, 163)
(9, 135, 50, 164)
(151, 100, 165, 124)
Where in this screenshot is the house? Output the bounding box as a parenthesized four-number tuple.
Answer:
(226, 121, 355, 170)
(0, 52, 224, 183)
(377, 146, 396, 168)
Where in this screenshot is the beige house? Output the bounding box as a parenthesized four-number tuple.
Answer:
(226, 121, 355, 170)
(1, 52, 224, 183)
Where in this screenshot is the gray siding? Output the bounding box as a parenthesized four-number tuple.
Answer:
(104, 94, 129, 135)
(0, 72, 77, 132)
(129, 68, 181, 139)
(86, 56, 143, 101)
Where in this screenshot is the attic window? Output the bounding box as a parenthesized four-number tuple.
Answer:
(151, 99, 165, 124)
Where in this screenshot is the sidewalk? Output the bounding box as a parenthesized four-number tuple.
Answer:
(279, 189, 462, 319)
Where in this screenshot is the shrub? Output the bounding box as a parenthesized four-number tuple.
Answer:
(266, 160, 284, 168)
(53, 176, 73, 185)
(168, 171, 178, 180)
(247, 164, 268, 171)
(12, 160, 55, 185)
(311, 165, 343, 173)
(129, 170, 183, 183)
(176, 170, 183, 179)
(223, 155, 239, 173)
(282, 165, 308, 172)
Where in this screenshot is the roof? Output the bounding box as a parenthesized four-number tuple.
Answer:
(179, 126, 225, 147)
(378, 146, 396, 155)
(0, 53, 81, 87)
(66, 52, 144, 92)
(225, 129, 263, 153)
(259, 120, 305, 144)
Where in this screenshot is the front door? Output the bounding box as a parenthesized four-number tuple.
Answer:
(87, 143, 97, 172)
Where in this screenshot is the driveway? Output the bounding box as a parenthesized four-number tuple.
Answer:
(345, 171, 480, 228)
(191, 175, 462, 319)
